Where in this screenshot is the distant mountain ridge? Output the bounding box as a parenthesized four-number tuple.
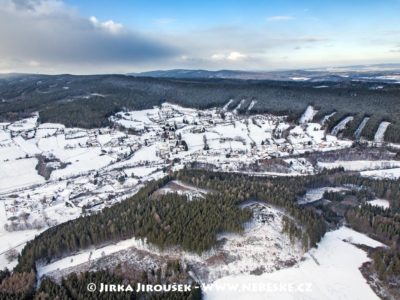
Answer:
(131, 69, 317, 80)
(131, 64, 400, 82)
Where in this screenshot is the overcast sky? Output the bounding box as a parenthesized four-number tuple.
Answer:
(1, 0, 400, 74)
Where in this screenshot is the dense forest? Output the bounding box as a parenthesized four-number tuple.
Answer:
(368, 247, 400, 298)
(347, 204, 400, 248)
(174, 170, 327, 250)
(1, 74, 400, 142)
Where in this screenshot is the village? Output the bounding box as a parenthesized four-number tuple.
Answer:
(0, 100, 392, 270)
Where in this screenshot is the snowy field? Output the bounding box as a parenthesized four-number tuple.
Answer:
(0, 201, 43, 269)
(298, 187, 349, 204)
(0, 158, 45, 192)
(361, 168, 400, 179)
(205, 226, 383, 300)
(317, 159, 400, 180)
(318, 160, 400, 172)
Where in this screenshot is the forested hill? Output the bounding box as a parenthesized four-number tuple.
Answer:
(1, 73, 400, 142)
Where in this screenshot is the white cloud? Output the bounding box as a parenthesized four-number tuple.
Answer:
(267, 16, 295, 22)
(90, 16, 123, 33)
(227, 51, 247, 61)
(0, 0, 179, 73)
(211, 51, 247, 61)
(211, 53, 225, 60)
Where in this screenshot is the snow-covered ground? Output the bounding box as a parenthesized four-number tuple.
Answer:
(203, 202, 303, 283)
(299, 106, 317, 124)
(205, 226, 383, 300)
(367, 199, 390, 209)
(298, 187, 349, 204)
(291, 77, 310, 81)
(0, 201, 43, 269)
(156, 180, 209, 200)
(247, 100, 257, 112)
(354, 117, 369, 139)
(318, 160, 400, 171)
(361, 168, 400, 179)
(37, 235, 148, 279)
(0, 158, 45, 192)
(233, 99, 246, 114)
(331, 116, 354, 136)
(321, 112, 336, 126)
(223, 99, 234, 111)
(317, 160, 400, 179)
(374, 122, 391, 143)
